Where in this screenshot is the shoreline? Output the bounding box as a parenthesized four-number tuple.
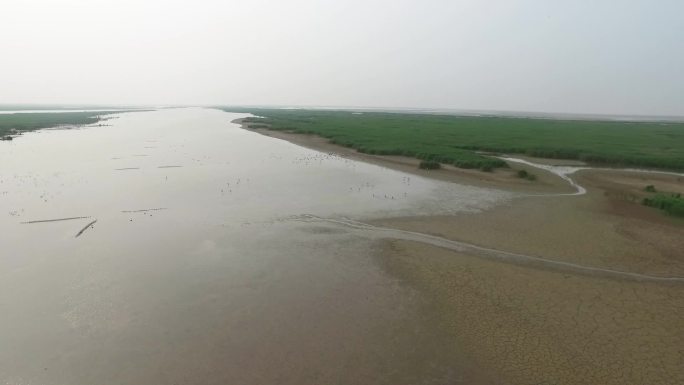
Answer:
(234, 117, 684, 198)
(233, 118, 577, 194)
(0, 110, 147, 139)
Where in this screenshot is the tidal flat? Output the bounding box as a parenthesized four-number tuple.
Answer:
(240, 115, 684, 384)
(1, 107, 683, 384)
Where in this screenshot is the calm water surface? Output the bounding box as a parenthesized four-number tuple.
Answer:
(0, 108, 510, 384)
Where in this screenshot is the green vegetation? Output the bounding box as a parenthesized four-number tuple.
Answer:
(224, 108, 684, 172)
(642, 193, 684, 217)
(234, 111, 505, 169)
(517, 169, 537, 181)
(419, 160, 441, 170)
(644, 185, 657, 192)
(0, 111, 119, 138)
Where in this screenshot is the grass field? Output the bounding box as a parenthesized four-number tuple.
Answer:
(0, 111, 119, 138)
(221, 108, 684, 171)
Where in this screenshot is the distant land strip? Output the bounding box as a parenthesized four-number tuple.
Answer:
(0, 110, 146, 138)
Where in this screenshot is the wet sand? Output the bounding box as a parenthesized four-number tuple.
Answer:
(238, 121, 684, 384)
(377, 241, 684, 385)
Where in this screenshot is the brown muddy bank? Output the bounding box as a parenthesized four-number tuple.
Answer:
(376, 240, 684, 385)
(370, 170, 684, 384)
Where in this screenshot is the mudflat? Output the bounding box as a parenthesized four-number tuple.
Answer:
(241, 122, 684, 385)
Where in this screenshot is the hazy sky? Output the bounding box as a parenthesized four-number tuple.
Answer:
(1, 0, 682, 115)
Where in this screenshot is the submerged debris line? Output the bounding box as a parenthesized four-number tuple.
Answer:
(75, 220, 97, 238)
(22, 216, 90, 224)
(121, 208, 168, 213)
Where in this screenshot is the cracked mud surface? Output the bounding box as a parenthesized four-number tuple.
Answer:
(378, 240, 684, 385)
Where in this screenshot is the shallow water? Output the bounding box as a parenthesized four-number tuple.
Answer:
(499, 156, 684, 197)
(498, 156, 588, 195)
(0, 108, 510, 384)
